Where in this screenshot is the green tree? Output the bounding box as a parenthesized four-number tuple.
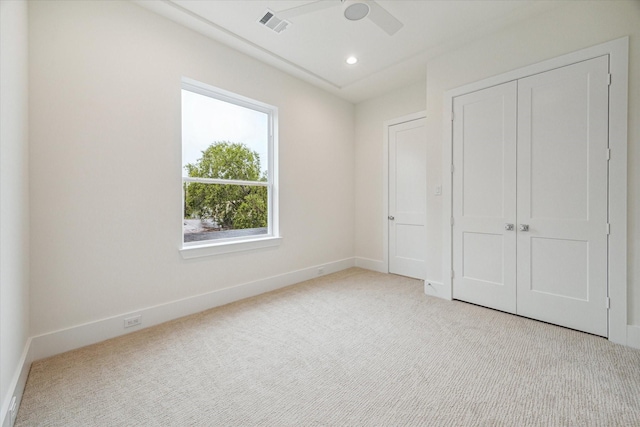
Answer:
(184, 142, 267, 230)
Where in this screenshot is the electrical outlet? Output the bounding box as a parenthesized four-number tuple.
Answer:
(318, 266, 325, 276)
(9, 396, 17, 426)
(124, 315, 142, 329)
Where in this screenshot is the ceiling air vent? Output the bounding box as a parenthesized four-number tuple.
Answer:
(258, 9, 290, 34)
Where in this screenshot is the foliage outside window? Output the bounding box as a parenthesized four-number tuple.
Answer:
(181, 78, 278, 249)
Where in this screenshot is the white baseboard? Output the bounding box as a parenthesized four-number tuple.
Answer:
(31, 258, 355, 362)
(2, 258, 355, 426)
(628, 325, 640, 349)
(10, 260, 636, 427)
(424, 280, 452, 300)
(2, 338, 33, 427)
(355, 257, 387, 273)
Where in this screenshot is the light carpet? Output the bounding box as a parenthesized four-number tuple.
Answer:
(16, 268, 640, 426)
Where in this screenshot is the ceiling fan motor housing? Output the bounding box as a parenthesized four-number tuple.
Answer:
(343, 0, 370, 21)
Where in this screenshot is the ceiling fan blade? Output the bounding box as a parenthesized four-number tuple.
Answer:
(365, 0, 403, 36)
(278, 0, 339, 20)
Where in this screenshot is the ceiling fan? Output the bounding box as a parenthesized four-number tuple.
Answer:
(272, 0, 404, 36)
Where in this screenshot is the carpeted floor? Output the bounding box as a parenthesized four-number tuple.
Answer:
(16, 268, 640, 426)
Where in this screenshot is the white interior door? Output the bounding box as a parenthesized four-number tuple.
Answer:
(516, 56, 609, 336)
(388, 118, 426, 280)
(452, 82, 517, 313)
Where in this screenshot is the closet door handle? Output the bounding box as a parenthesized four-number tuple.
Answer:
(388, 216, 395, 221)
(519, 224, 529, 232)
(505, 223, 514, 231)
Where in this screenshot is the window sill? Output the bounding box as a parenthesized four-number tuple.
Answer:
(179, 236, 282, 259)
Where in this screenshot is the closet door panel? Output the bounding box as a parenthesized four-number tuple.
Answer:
(452, 82, 517, 313)
(516, 56, 609, 336)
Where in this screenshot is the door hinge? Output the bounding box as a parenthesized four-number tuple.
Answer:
(605, 297, 610, 309)
(606, 148, 611, 161)
(606, 223, 611, 235)
(451, 164, 455, 174)
(451, 111, 455, 122)
(450, 217, 454, 226)
(607, 73, 612, 86)
(451, 270, 455, 279)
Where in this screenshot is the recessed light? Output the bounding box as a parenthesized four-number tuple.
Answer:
(346, 56, 358, 65)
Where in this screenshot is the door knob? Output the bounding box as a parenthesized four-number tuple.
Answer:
(505, 223, 514, 231)
(388, 216, 395, 220)
(519, 224, 529, 232)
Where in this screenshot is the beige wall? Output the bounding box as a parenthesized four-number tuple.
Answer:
(0, 0, 30, 410)
(28, 0, 354, 335)
(21, 0, 640, 350)
(353, 0, 640, 328)
(424, 1, 640, 323)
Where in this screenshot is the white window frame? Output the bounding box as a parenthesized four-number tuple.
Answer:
(179, 77, 280, 259)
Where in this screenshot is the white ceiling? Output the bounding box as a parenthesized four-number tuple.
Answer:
(135, 0, 564, 103)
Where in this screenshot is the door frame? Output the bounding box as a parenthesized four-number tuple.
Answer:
(442, 37, 628, 345)
(383, 111, 427, 276)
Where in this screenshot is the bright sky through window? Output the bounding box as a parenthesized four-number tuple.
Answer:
(181, 90, 269, 175)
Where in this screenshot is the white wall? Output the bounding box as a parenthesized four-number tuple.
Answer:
(353, 1, 640, 331)
(354, 80, 426, 270)
(424, 1, 640, 324)
(0, 0, 30, 420)
(21, 0, 640, 353)
(28, 0, 354, 336)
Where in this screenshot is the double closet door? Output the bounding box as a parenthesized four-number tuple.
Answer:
(452, 56, 610, 337)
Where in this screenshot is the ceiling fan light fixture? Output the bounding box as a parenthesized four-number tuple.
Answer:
(344, 2, 369, 21)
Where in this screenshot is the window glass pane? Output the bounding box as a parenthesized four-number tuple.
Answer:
(182, 90, 269, 178)
(181, 80, 276, 249)
(183, 182, 268, 243)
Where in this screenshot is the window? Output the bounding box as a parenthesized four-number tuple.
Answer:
(180, 78, 279, 257)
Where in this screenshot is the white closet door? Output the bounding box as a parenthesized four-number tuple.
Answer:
(516, 56, 609, 336)
(452, 82, 517, 313)
(388, 118, 427, 280)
